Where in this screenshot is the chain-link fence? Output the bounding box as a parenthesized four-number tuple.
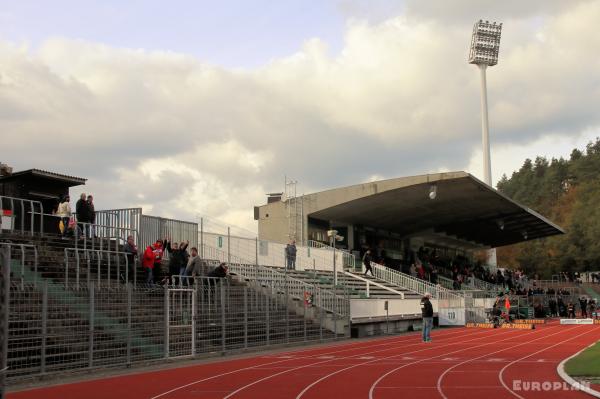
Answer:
(2, 276, 349, 384)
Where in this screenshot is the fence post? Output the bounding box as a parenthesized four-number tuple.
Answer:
(200, 217, 204, 259)
(265, 292, 270, 346)
(243, 287, 248, 350)
(319, 289, 323, 342)
(41, 281, 48, 374)
(191, 289, 196, 357)
(220, 280, 226, 354)
(88, 285, 94, 368)
(255, 237, 258, 266)
(127, 284, 132, 366)
(1, 246, 11, 396)
(227, 227, 231, 265)
(164, 288, 169, 359)
(285, 276, 289, 343)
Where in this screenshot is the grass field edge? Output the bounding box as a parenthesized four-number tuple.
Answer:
(557, 340, 600, 398)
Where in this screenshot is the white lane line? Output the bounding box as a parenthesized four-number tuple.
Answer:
(367, 329, 524, 399)
(222, 329, 493, 399)
(149, 326, 481, 399)
(436, 325, 573, 399)
(293, 329, 516, 399)
(499, 326, 598, 399)
(556, 340, 600, 398)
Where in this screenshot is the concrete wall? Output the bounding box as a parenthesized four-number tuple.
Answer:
(256, 200, 289, 244)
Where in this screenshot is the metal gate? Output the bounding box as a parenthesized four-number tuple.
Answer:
(0, 246, 9, 399)
(166, 288, 196, 358)
(464, 292, 488, 323)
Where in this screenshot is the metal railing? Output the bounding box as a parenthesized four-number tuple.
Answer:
(201, 244, 350, 318)
(341, 271, 405, 299)
(2, 277, 346, 383)
(0, 196, 44, 236)
(64, 248, 131, 288)
(0, 243, 38, 289)
(371, 262, 463, 304)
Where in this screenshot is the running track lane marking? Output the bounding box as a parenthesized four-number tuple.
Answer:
(367, 328, 528, 399)
(220, 328, 496, 399)
(557, 341, 600, 398)
(499, 326, 599, 399)
(292, 328, 518, 399)
(436, 324, 576, 399)
(148, 327, 481, 399)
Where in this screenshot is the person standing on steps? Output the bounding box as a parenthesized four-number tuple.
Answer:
(87, 195, 96, 238)
(363, 249, 374, 276)
(420, 292, 434, 343)
(75, 193, 90, 239)
(56, 195, 72, 238)
(285, 240, 297, 270)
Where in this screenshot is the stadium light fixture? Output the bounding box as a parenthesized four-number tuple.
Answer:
(469, 19, 502, 268)
(469, 19, 502, 186)
(429, 184, 437, 200)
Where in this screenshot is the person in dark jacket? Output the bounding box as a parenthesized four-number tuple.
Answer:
(164, 239, 189, 284)
(420, 292, 434, 342)
(579, 297, 588, 318)
(285, 240, 297, 270)
(87, 195, 96, 238)
(208, 262, 228, 278)
(75, 193, 90, 239)
(363, 249, 374, 276)
(123, 235, 137, 283)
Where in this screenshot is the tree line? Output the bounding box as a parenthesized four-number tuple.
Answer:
(496, 138, 600, 278)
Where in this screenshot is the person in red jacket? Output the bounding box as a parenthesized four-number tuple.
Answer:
(143, 240, 163, 284)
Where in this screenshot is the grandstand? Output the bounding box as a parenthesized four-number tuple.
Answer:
(0, 167, 572, 394)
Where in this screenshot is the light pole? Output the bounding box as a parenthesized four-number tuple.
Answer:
(469, 19, 502, 186)
(469, 20, 502, 267)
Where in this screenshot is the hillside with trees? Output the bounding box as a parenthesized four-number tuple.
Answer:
(496, 138, 600, 278)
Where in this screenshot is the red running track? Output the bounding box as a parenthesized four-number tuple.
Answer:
(9, 322, 600, 399)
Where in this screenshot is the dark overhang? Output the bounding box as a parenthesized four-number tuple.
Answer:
(307, 172, 564, 248)
(0, 169, 87, 186)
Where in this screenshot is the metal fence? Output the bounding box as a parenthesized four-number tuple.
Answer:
(0, 196, 44, 236)
(1, 274, 348, 383)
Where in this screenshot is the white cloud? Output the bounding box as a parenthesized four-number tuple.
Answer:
(2, 1, 600, 231)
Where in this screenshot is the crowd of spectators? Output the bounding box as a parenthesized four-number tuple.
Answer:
(132, 237, 228, 285)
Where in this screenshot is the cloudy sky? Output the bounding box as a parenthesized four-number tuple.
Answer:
(1, 0, 599, 231)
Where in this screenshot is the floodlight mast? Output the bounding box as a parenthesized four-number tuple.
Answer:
(469, 20, 502, 186)
(469, 20, 502, 267)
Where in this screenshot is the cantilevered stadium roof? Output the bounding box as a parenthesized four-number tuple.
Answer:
(305, 171, 564, 248)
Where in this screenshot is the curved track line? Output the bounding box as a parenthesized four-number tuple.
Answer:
(367, 328, 523, 399)
(436, 324, 571, 399)
(220, 328, 491, 399)
(292, 328, 515, 399)
(149, 327, 478, 399)
(498, 326, 596, 399)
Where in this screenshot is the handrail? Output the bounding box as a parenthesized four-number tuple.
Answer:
(201, 244, 349, 317)
(64, 247, 130, 289)
(371, 262, 463, 303)
(0, 243, 38, 289)
(0, 195, 44, 236)
(342, 271, 405, 299)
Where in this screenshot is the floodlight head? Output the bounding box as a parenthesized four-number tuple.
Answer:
(429, 184, 437, 200)
(468, 20, 502, 66)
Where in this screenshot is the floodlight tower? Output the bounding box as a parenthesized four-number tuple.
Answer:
(468, 20, 502, 186)
(469, 20, 502, 268)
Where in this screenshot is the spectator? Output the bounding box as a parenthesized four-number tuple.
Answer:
(420, 292, 434, 343)
(363, 249, 374, 276)
(142, 240, 163, 284)
(567, 302, 576, 318)
(87, 195, 96, 238)
(430, 267, 438, 285)
(409, 263, 418, 278)
(184, 247, 205, 281)
(208, 262, 229, 279)
(56, 195, 72, 238)
(165, 239, 189, 284)
(589, 299, 597, 318)
(548, 297, 558, 317)
(75, 193, 90, 239)
(285, 240, 297, 270)
(123, 235, 137, 283)
(579, 297, 588, 318)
